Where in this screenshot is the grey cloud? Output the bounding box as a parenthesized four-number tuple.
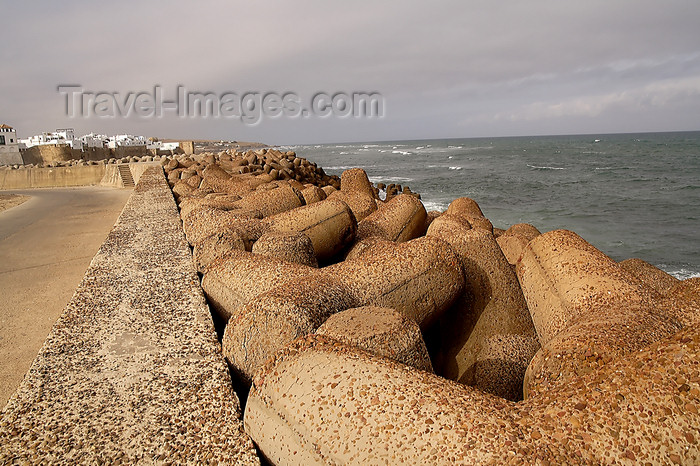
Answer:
(1, 0, 699, 143)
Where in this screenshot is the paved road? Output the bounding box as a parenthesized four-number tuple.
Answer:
(0, 186, 132, 408)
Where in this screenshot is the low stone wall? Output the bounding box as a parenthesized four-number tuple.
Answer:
(0, 165, 107, 189)
(0, 167, 259, 464)
(0, 162, 158, 190)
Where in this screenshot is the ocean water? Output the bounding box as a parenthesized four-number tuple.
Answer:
(280, 131, 700, 280)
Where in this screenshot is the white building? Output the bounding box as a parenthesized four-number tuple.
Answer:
(107, 134, 147, 149)
(0, 124, 24, 165)
(21, 128, 80, 149)
(79, 133, 107, 149)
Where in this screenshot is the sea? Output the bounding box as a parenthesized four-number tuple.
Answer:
(280, 131, 700, 280)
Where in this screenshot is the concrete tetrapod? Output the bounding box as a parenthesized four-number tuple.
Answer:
(326, 236, 465, 330)
(193, 230, 247, 272)
(353, 194, 427, 244)
(516, 229, 683, 397)
(179, 194, 242, 220)
(181, 206, 264, 246)
(263, 198, 357, 263)
(221, 236, 463, 385)
(244, 329, 700, 465)
(252, 231, 318, 267)
(327, 168, 378, 221)
(496, 223, 541, 265)
(230, 186, 305, 218)
(316, 306, 433, 372)
(222, 277, 359, 385)
(445, 197, 493, 232)
(201, 250, 318, 321)
(426, 226, 539, 401)
(619, 257, 680, 296)
(661, 277, 700, 327)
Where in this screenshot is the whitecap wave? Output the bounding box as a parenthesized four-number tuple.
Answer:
(392, 150, 412, 155)
(325, 165, 360, 170)
(421, 200, 448, 212)
(449, 166, 462, 170)
(368, 176, 414, 183)
(666, 268, 700, 280)
(527, 164, 566, 170)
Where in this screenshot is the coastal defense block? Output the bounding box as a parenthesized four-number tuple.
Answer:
(264, 198, 356, 263)
(445, 197, 493, 232)
(222, 277, 358, 385)
(619, 257, 680, 296)
(354, 194, 427, 243)
(426, 226, 539, 401)
(327, 236, 464, 330)
(327, 168, 378, 221)
(496, 223, 541, 265)
(181, 206, 263, 246)
(252, 231, 318, 267)
(231, 186, 305, 218)
(316, 306, 433, 372)
(220, 236, 463, 384)
(516, 230, 681, 396)
(516, 229, 658, 346)
(244, 330, 700, 465)
(201, 250, 318, 321)
(193, 230, 247, 272)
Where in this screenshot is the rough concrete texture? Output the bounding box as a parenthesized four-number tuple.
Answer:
(339, 168, 376, 196)
(178, 193, 242, 222)
(328, 190, 378, 222)
(327, 168, 378, 221)
(496, 222, 542, 265)
(517, 230, 682, 397)
(425, 213, 472, 238)
(252, 231, 318, 267)
(327, 236, 465, 330)
(620, 257, 680, 296)
(344, 236, 394, 261)
(181, 205, 264, 246)
(316, 306, 433, 372)
(426, 227, 539, 401)
(517, 229, 663, 346)
(300, 185, 327, 205)
(445, 197, 485, 218)
(662, 277, 700, 327)
(445, 197, 494, 232)
(222, 276, 359, 385)
(424, 210, 442, 230)
(193, 230, 247, 272)
(202, 250, 318, 321)
(219, 236, 463, 384)
(0, 167, 259, 464)
(230, 186, 305, 218)
(263, 198, 357, 263)
(354, 194, 427, 244)
(245, 330, 700, 465)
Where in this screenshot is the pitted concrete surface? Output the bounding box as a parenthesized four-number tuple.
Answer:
(0, 168, 259, 464)
(0, 187, 132, 407)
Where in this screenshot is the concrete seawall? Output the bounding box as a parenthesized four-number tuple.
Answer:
(0, 163, 158, 190)
(0, 167, 259, 464)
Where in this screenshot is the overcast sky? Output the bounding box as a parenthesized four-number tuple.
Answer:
(2, 1, 700, 144)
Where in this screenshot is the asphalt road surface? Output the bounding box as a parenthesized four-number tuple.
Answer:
(0, 186, 132, 408)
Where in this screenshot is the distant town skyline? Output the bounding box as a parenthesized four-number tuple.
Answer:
(2, 1, 700, 145)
